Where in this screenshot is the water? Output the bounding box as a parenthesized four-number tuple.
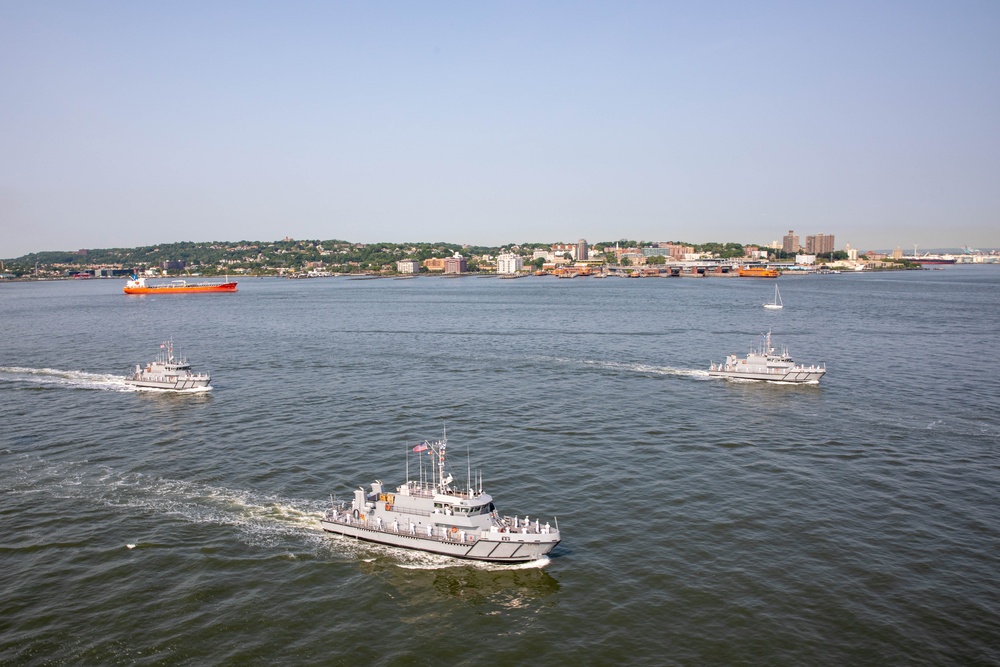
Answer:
(2, 269, 999, 665)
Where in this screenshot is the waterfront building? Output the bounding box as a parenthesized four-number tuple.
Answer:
(397, 259, 420, 274)
(782, 230, 800, 254)
(576, 239, 588, 262)
(444, 252, 467, 274)
(423, 257, 446, 272)
(796, 254, 817, 265)
(496, 252, 523, 275)
(805, 234, 835, 255)
(643, 244, 693, 259)
(551, 243, 577, 259)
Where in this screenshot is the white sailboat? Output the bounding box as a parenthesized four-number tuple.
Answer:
(764, 284, 783, 310)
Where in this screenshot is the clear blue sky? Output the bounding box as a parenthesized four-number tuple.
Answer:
(2, 1, 998, 257)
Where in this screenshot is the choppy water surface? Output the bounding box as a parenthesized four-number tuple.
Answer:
(2, 269, 999, 665)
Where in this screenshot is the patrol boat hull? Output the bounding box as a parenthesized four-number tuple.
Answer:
(707, 368, 825, 383)
(319, 517, 557, 562)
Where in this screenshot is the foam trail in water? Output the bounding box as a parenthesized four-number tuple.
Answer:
(5, 454, 328, 550)
(578, 359, 711, 379)
(396, 555, 551, 571)
(96, 472, 329, 547)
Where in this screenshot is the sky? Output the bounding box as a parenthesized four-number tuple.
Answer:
(2, 1, 998, 258)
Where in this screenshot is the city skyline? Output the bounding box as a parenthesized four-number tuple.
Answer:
(2, 2, 998, 258)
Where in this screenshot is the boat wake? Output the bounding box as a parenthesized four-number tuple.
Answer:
(95, 472, 328, 548)
(577, 359, 711, 380)
(3, 452, 329, 550)
(0, 366, 131, 391)
(397, 555, 551, 571)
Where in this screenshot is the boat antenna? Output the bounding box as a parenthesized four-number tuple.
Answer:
(438, 429, 447, 492)
(405, 441, 409, 483)
(467, 444, 471, 496)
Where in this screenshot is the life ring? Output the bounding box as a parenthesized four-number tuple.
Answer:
(385, 503, 392, 511)
(359, 514, 365, 521)
(451, 526, 458, 534)
(352, 509, 359, 520)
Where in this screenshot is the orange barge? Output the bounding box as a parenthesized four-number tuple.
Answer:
(124, 275, 238, 294)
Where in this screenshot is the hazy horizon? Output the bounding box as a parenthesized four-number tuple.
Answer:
(3, 2, 998, 258)
(5, 236, 991, 263)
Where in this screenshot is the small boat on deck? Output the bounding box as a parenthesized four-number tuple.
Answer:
(320, 430, 561, 562)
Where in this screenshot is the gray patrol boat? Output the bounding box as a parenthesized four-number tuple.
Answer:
(125, 340, 211, 391)
(320, 431, 561, 563)
(709, 330, 825, 383)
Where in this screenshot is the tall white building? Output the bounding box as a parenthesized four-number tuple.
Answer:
(496, 252, 523, 275)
